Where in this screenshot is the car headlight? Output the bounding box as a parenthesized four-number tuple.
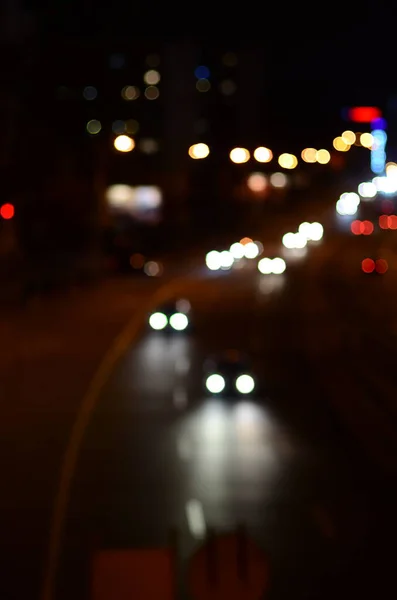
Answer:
(169, 312, 189, 331)
(235, 374, 255, 394)
(205, 373, 226, 394)
(148, 312, 168, 330)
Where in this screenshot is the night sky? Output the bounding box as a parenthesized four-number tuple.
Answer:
(24, 0, 397, 149)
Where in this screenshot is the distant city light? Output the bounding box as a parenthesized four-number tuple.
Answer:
(336, 192, 360, 216)
(144, 70, 160, 85)
(316, 149, 331, 164)
(301, 148, 317, 162)
(106, 185, 162, 213)
(253, 147, 272, 163)
(196, 79, 211, 92)
(121, 86, 140, 100)
(371, 117, 387, 130)
(360, 133, 373, 148)
(371, 129, 387, 174)
(188, 143, 210, 159)
(247, 172, 267, 192)
(86, 119, 101, 134)
(83, 86, 97, 100)
(195, 66, 210, 79)
(230, 147, 250, 164)
(144, 86, 159, 100)
(332, 137, 350, 152)
(358, 182, 377, 198)
(278, 153, 298, 169)
(229, 242, 245, 259)
(0, 203, 14, 220)
(114, 135, 135, 152)
(270, 172, 287, 188)
(258, 257, 286, 275)
(342, 130, 356, 145)
(386, 162, 397, 177)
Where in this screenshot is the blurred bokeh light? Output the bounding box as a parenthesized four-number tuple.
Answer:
(270, 172, 287, 188)
(301, 148, 317, 162)
(144, 70, 160, 85)
(278, 153, 298, 169)
(86, 119, 101, 134)
(333, 137, 350, 151)
(189, 143, 210, 159)
(114, 135, 135, 152)
(253, 147, 272, 163)
(342, 130, 356, 145)
(360, 133, 373, 148)
(316, 149, 331, 164)
(230, 148, 250, 164)
(121, 86, 140, 100)
(247, 172, 267, 192)
(144, 86, 159, 100)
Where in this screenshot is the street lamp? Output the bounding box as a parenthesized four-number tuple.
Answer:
(114, 135, 135, 152)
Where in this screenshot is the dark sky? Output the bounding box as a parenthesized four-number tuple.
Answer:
(24, 0, 397, 147)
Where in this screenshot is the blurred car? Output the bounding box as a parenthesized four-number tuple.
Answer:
(203, 349, 256, 396)
(148, 299, 191, 331)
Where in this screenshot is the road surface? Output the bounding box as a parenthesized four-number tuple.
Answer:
(55, 205, 397, 599)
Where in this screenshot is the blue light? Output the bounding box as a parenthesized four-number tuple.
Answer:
(195, 65, 210, 79)
(371, 117, 387, 130)
(371, 129, 387, 174)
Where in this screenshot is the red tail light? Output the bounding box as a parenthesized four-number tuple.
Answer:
(375, 259, 388, 274)
(362, 258, 375, 273)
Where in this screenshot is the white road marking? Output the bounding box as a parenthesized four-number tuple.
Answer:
(186, 499, 206, 538)
(173, 386, 188, 408)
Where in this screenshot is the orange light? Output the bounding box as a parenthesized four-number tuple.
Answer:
(0, 203, 14, 220)
(362, 258, 375, 273)
(379, 215, 389, 229)
(239, 237, 253, 245)
(375, 259, 388, 274)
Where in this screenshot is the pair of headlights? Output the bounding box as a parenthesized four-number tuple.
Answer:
(149, 312, 189, 331)
(205, 373, 255, 394)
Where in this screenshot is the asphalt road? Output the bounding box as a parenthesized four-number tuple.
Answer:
(55, 203, 397, 599)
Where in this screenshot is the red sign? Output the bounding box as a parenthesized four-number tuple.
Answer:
(348, 106, 381, 123)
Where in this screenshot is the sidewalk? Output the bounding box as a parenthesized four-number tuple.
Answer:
(0, 276, 163, 600)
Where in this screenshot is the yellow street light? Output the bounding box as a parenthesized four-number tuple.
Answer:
(230, 147, 250, 164)
(188, 143, 210, 159)
(253, 147, 272, 163)
(278, 153, 298, 169)
(114, 135, 135, 152)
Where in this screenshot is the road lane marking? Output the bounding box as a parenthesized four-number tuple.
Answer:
(40, 274, 192, 600)
(173, 385, 188, 408)
(186, 499, 206, 539)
